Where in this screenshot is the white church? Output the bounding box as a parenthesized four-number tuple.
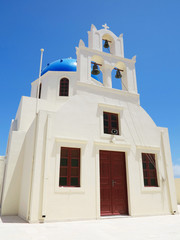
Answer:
(0, 24, 177, 222)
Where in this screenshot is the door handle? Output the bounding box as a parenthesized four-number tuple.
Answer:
(112, 180, 116, 187)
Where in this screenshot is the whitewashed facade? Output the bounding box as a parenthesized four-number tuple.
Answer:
(0, 24, 177, 222)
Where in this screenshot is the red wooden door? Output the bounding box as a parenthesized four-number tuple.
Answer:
(100, 150, 128, 216)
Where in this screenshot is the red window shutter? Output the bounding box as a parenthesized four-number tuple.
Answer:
(59, 78, 69, 96)
(59, 147, 80, 187)
(103, 112, 119, 135)
(142, 153, 158, 187)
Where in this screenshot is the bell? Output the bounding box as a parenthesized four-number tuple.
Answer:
(91, 63, 100, 75)
(115, 69, 122, 79)
(103, 40, 109, 49)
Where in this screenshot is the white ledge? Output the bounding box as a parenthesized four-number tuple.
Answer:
(55, 136, 88, 144)
(77, 45, 136, 63)
(141, 187, 161, 194)
(77, 81, 139, 100)
(98, 103, 124, 110)
(136, 145, 160, 151)
(55, 187, 85, 194)
(94, 140, 131, 148)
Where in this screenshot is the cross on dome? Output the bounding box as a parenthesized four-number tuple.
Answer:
(102, 23, 109, 30)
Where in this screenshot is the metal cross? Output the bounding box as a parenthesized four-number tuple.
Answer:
(102, 23, 109, 30)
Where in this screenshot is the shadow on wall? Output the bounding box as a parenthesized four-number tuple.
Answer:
(0, 215, 27, 223)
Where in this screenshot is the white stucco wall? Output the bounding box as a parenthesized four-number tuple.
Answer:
(2, 72, 177, 222)
(0, 156, 5, 205)
(175, 178, 180, 204)
(1, 131, 26, 215)
(18, 119, 36, 221)
(22, 76, 176, 221)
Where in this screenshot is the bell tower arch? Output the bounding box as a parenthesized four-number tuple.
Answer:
(88, 24, 124, 57)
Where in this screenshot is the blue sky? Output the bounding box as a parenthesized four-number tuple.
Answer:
(0, 0, 180, 176)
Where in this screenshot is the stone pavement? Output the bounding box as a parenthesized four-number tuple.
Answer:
(0, 207, 180, 240)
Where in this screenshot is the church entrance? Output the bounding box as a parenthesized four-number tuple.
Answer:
(100, 150, 128, 216)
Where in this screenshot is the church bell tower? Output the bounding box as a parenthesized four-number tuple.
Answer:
(76, 24, 138, 93)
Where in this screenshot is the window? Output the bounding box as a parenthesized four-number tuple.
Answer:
(103, 112, 119, 135)
(59, 78, 69, 96)
(59, 147, 80, 187)
(142, 153, 158, 187)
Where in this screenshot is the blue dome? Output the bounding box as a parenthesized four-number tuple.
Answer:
(41, 58, 98, 80)
(41, 58, 77, 76)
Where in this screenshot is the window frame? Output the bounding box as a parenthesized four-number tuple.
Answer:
(55, 137, 87, 193)
(103, 111, 119, 135)
(98, 103, 124, 141)
(142, 153, 158, 187)
(59, 78, 69, 96)
(59, 147, 80, 187)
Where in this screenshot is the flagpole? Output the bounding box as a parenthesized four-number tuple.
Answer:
(39, 49, 44, 78)
(28, 48, 44, 221)
(36, 48, 44, 100)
